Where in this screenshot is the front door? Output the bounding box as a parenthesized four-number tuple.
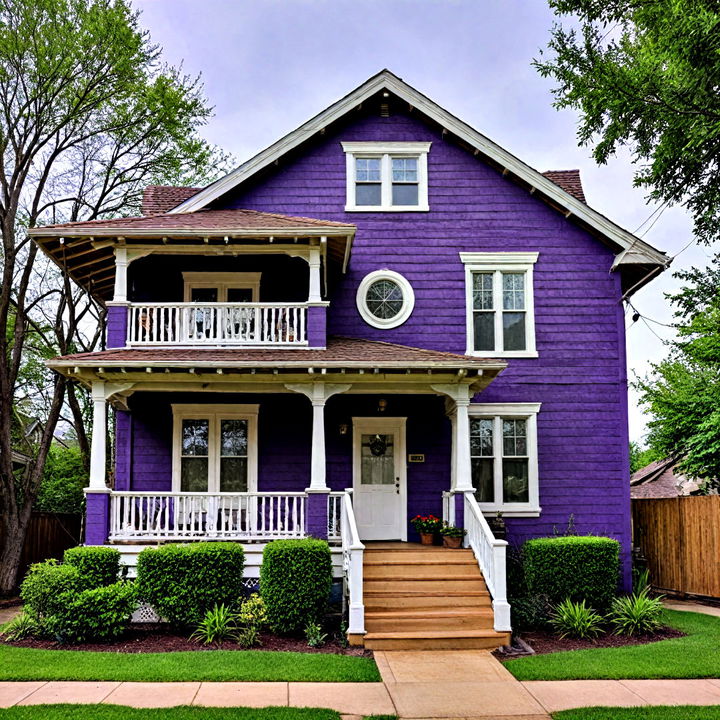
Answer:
(352, 417, 407, 541)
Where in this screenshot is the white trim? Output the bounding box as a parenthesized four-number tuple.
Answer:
(182, 272, 261, 303)
(461, 252, 538, 357)
(469, 402, 541, 516)
(352, 416, 408, 541)
(342, 142, 430, 212)
(355, 269, 415, 329)
(171, 403, 259, 493)
(167, 71, 666, 269)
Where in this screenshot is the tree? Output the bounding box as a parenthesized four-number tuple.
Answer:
(536, 1, 720, 244)
(0, 0, 229, 594)
(629, 441, 663, 474)
(635, 256, 720, 491)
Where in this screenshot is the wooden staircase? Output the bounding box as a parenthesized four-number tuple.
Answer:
(362, 542, 511, 650)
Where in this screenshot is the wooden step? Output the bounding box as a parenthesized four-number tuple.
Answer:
(363, 629, 511, 651)
(364, 553, 477, 565)
(363, 564, 481, 579)
(364, 592, 490, 611)
(365, 608, 494, 633)
(364, 578, 488, 593)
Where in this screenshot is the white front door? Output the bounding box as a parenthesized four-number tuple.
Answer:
(352, 417, 407, 541)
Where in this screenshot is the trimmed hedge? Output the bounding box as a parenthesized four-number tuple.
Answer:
(20, 560, 80, 621)
(136, 542, 245, 627)
(260, 539, 332, 634)
(523, 536, 620, 609)
(47, 581, 137, 643)
(64, 546, 120, 589)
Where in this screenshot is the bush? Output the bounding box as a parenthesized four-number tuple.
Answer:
(64, 546, 120, 589)
(46, 581, 137, 643)
(260, 538, 332, 634)
(551, 598, 604, 639)
(190, 603, 238, 645)
(524, 536, 620, 609)
(136, 542, 245, 627)
(20, 560, 80, 621)
(511, 594, 553, 631)
(34, 445, 87, 514)
(0, 612, 41, 641)
(609, 588, 665, 636)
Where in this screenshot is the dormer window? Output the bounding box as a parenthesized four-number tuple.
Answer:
(342, 142, 430, 212)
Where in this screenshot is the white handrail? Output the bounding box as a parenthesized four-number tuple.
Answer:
(126, 302, 308, 346)
(340, 490, 365, 636)
(463, 492, 511, 632)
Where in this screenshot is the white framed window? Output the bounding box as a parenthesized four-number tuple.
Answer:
(356, 269, 415, 329)
(183, 272, 261, 303)
(460, 252, 539, 357)
(172, 404, 259, 493)
(470, 402, 541, 516)
(342, 142, 431, 211)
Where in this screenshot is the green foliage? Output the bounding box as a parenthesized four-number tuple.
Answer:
(238, 593, 267, 628)
(64, 546, 120, 589)
(304, 621, 328, 648)
(20, 560, 80, 621)
(190, 604, 238, 646)
(33, 445, 87, 514)
(260, 539, 332, 635)
(136, 542, 245, 627)
(46, 581, 137, 644)
(551, 598, 604, 639)
(439, 524, 466, 538)
(610, 588, 665, 636)
(511, 595, 553, 631)
(629, 442, 664, 475)
(235, 624, 261, 649)
(633, 567, 651, 594)
(536, 1, 720, 245)
(523, 536, 620, 609)
(0, 612, 41, 641)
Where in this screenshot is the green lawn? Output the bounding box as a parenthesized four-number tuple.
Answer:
(506, 610, 720, 681)
(0, 645, 380, 682)
(0, 708, 342, 720)
(554, 707, 720, 720)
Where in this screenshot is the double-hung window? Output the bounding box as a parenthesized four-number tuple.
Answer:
(469, 403, 541, 516)
(172, 404, 258, 493)
(460, 252, 538, 357)
(342, 142, 430, 211)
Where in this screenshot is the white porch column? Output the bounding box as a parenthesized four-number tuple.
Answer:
(454, 395, 474, 492)
(113, 247, 128, 303)
(308, 244, 322, 303)
(89, 381, 108, 490)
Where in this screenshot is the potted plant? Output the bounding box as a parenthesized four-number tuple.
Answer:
(440, 524, 467, 549)
(410, 515, 443, 545)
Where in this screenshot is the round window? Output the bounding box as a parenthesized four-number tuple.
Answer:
(356, 270, 415, 329)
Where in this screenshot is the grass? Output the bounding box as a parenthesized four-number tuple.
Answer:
(554, 708, 720, 720)
(506, 610, 720, 681)
(0, 644, 380, 682)
(0, 708, 342, 720)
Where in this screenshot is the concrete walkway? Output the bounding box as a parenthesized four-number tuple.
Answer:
(3, 650, 720, 718)
(664, 599, 720, 618)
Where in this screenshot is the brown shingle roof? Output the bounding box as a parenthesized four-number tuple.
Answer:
(141, 186, 201, 215)
(50, 336, 505, 370)
(542, 170, 586, 203)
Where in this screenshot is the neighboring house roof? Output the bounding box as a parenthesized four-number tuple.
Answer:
(169, 69, 667, 272)
(630, 456, 702, 499)
(541, 170, 585, 203)
(141, 185, 201, 215)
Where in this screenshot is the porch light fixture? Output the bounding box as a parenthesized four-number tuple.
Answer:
(378, 398, 387, 413)
(339, 423, 349, 436)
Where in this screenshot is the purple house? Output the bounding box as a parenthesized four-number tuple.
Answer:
(31, 70, 667, 649)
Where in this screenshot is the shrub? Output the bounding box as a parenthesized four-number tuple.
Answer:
(190, 603, 238, 645)
(609, 588, 665, 636)
(236, 623, 261, 648)
(34, 445, 87, 514)
(20, 560, 80, 621)
(46, 581, 137, 643)
(136, 542, 245, 627)
(0, 612, 41, 641)
(523, 536, 620, 609)
(510, 594, 553, 631)
(260, 538, 332, 634)
(64, 546, 120, 589)
(551, 598, 604, 639)
(238, 593, 267, 628)
(305, 621, 328, 648)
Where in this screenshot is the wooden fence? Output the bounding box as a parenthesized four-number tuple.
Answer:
(632, 496, 720, 598)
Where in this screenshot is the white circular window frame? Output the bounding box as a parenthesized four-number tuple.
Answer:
(356, 269, 415, 329)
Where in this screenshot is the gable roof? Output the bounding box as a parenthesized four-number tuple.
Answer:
(141, 185, 201, 215)
(630, 456, 702, 499)
(169, 69, 668, 272)
(542, 170, 585, 203)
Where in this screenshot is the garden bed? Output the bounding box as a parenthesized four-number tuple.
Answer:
(2, 622, 370, 656)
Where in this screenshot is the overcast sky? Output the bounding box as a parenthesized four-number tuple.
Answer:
(135, 0, 714, 443)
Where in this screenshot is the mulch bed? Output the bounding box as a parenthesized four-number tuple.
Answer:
(2, 623, 371, 656)
(495, 625, 685, 659)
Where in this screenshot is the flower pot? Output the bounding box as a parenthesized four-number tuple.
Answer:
(419, 532, 434, 545)
(443, 535, 463, 549)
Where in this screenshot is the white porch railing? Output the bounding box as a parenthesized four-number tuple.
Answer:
(463, 492, 511, 632)
(127, 302, 308, 346)
(340, 490, 365, 636)
(108, 491, 306, 542)
(328, 492, 343, 543)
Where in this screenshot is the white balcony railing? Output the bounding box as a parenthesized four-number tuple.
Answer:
(127, 302, 307, 346)
(108, 491, 307, 542)
(328, 492, 343, 543)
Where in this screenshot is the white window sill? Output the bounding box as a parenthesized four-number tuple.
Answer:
(467, 350, 539, 359)
(480, 505, 542, 518)
(344, 205, 430, 213)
